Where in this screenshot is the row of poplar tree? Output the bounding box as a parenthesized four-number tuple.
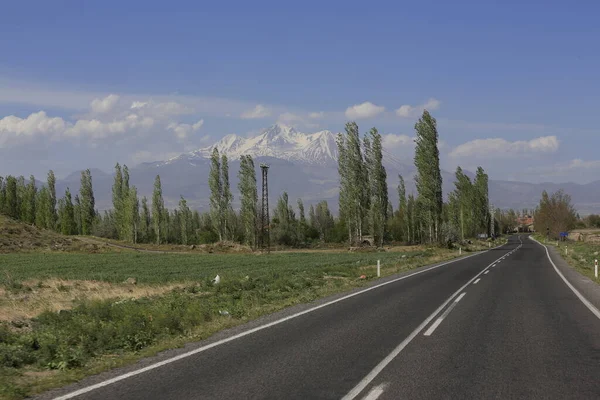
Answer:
(337, 111, 495, 246)
(0, 153, 337, 247)
(1, 110, 519, 247)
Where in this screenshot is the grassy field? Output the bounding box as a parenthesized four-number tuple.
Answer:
(535, 235, 600, 284)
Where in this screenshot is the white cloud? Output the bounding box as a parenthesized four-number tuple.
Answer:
(90, 94, 120, 114)
(382, 133, 414, 148)
(309, 111, 324, 119)
(131, 101, 148, 109)
(0, 111, 67, 147)
(449, 136, 559, 159)
(396, 98, 441, 118)
(345, 102, 385, 119)
(65, 114, 154, 139)
(241, 104, 272, 119)
(567, 159, 600, 169)
(167, 119, 204, 140)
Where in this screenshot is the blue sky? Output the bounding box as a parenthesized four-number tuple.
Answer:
(1, 0, 599, 183)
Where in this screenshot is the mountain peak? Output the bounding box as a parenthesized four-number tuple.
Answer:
(176, 125, 339, 166)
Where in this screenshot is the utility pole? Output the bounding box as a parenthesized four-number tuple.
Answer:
(260, 164, 270, 253)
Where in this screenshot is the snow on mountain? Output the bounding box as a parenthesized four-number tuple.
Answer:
(164, 124, 339, 166)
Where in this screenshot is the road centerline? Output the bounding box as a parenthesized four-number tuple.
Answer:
(341, 247, 512, 400)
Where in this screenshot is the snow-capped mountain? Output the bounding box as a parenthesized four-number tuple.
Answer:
(164, 124, 339, 166)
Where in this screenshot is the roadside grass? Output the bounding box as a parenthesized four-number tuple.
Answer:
(0, 242, 495, 400)
(533, 234, 600, 284)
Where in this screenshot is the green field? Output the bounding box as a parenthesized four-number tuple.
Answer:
(0, 249, 441, 284)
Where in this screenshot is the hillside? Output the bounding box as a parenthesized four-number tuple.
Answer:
(0, 215, 104, 253)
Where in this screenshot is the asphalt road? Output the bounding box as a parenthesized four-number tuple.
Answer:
(48, 235, 600, 400)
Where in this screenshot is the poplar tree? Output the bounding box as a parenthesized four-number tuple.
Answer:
(238, 155, 258, 248)
(16, 176, 26, 221)
(179, 196, 191, 245)
(366, 128, 387, 246)
(4, 176, 18, 219)
(474, 167, 490, 235)
(79, 169, 95, 235)
(407, 193, 416, 244)
(397, 174, 408, 242)
(74, 194, 82, 235)
(221, 154, 232, 240)
(35, 187, 51, 229)
(60, 188, 76, 235)
(24, 175, 37, 224)
(125, 186, 140, 243)
(47, 170, 57, 230)
(454, 166, 474, 240)
(152, 175, 164, 244)
(140, 196, 151, 243)
(112, 163, 124, 239)
(337, 122, 368, 245)
(414, 110, 443, 243)
(209, 148, 223, 241)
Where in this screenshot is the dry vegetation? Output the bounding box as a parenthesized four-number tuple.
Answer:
(0, 216, 116, 254)
(0, 279, 188, 322)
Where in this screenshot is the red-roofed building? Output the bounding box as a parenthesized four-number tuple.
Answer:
(515, 215, 534, 232)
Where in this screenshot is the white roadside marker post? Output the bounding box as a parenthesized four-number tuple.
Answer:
(595, 259, 598, 279)
(565, 246, 568, 256)
(459, 247, 462, 256)
(377, 260, 381, 278)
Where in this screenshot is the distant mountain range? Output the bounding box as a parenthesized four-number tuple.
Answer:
(54, 124, 600, 215)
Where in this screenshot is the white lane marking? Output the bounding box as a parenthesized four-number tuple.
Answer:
(473, 278, 481, 285)
(53, 247, 506, 400)
(531, 236, 600, 320)
(342, 247, 512, 400)
(362, 383, 388, 400)
(424, 292, 466, 336)
(423, 317, 445, 336)
(484, 270, 489, 274)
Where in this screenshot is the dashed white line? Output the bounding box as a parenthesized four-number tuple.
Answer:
(484, 270, 489, 275)
(362, 383, 388, 400)
(473, 278, 481, 285)
(424, 292, 467, 336)
(341, 246, 512, 400)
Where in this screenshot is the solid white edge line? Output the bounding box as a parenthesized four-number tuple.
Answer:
(530, 236, 600, 320)
(362, 383, 388, 400)
(52, 247, 501, 400)
(342, 248, 512, 400)
(473, 278, 481, 285)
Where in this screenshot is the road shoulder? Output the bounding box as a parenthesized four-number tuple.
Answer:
(541, 240, 600, 313)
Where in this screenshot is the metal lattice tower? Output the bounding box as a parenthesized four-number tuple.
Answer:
(489, 204, 495, 237)
(260, 164, 270, 253)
